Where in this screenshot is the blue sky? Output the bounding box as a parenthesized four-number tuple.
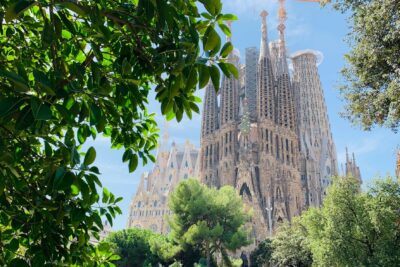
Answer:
(89, 0, 399, 230)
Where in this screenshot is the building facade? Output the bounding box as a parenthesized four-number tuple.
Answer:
(199, 9, 338, 243)
(126, 128, 200, 233)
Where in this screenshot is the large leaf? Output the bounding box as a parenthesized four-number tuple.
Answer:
(204, 26, 220, 51)
(84, 147, 96, 166)
(5, 0, 37, 22)
(0, 70, 29, 92)
(209, 65, 220, 92)
(31, 98, 52, 120)
(198, 64, 210, 89)
(220, 42, 233, 58)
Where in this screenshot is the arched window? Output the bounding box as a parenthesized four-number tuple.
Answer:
(276, 187, 282, 200)
(184, 174, 188, 179)
(169, 174, 173, 181)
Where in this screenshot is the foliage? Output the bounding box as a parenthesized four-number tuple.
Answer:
(325, 0, 400, 131)
(105, 228, 178, 267)
(302, 176, 400, 267)
(0, 0, 237, 264)
(272, 219, 312, 267)
(168, 179, 251, 267)
(250, 239, 272, 267)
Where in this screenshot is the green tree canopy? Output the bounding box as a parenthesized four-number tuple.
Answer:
(0, 0, 237, 265)
(326, 0, 400, 130)
(302, 176, 400, 266)
(105, 228, 179, 267)
(250, 239, 273, 267)
(271, 219, 312, 267)
(168, 179, 250, 267)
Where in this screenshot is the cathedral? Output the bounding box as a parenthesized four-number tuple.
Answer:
(126, 127, 200, 233)
(200, 7, 338, 242)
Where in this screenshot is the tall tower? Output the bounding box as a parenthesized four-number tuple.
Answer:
(200, 83, 219, 187)
(218, 32, 241, 187)
(292, 50, 338, 206)
(245, 47, 259, 121)
(257, 10, 275, 122)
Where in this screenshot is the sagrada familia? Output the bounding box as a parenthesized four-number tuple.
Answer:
(200, 8, 337, 240)
(127, 3, 363, 247)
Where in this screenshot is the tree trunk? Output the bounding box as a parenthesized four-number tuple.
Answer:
(206, 241, 211, 267)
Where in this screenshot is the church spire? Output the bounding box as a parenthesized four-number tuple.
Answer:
(220, 21, 240, 127)
(257, 10, 275, 121)
(201, 83, 219, 137)
(259, 10, 271, 59)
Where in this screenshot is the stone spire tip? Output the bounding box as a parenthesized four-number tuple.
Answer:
(260, 10, 268, 20)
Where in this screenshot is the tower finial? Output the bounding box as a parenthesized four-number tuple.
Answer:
(260, 10, 268, 20)
(259, 10, 270, 58)
(278, 0, 287, 42)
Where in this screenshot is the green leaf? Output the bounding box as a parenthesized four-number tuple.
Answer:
(129, 154, 138, 173)
(200, 0, 221, 16)
(122, 58, 131, 75)
(209, 65, 221, 92)
(198, 65, 210, 89)
(218, 23, 231, 37)
(220, 42, 233, 58)
(103, 188, 110, 203)
(106, 213, 113, 227)
(7, 238, 19, 252)
(5, 0, 37, 22)
(58, 1, 87, 17)
(122, 149, 132, 163)
(9, 258, 29, 267)
(201, 12, 213, 20)
(0, 97, 21, 117)
(84, 147, 96, 166)
(225, 63, 239, 79)
(33, 69, 54, 94)
(71, 184, 80, 195)
(218, 62, 231, 78)
(221, 14, 238, 21)
(31, 98, 52, 121)
(0, 70, 29, 92)
(204, 26, 220, 51)
(59, 171, 74, 190)
(54, 167, 66, 187)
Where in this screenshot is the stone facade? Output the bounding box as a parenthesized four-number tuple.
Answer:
(126, 128, 200, 234)
(199, 10, 338, 243)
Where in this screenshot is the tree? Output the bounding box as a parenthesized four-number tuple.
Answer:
(250, 239, 272, 267)
(0, 0, 237, 265)
(302, 176, 400, 267)
(325, 0, 400, 131)
(105, 228, 179, 267)
(271, 219, 312, 267)
(168, 179, 251, 267)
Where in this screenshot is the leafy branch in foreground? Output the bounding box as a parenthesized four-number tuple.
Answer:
(324, 0, 400, 131)
(0, 0, 237, 265)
